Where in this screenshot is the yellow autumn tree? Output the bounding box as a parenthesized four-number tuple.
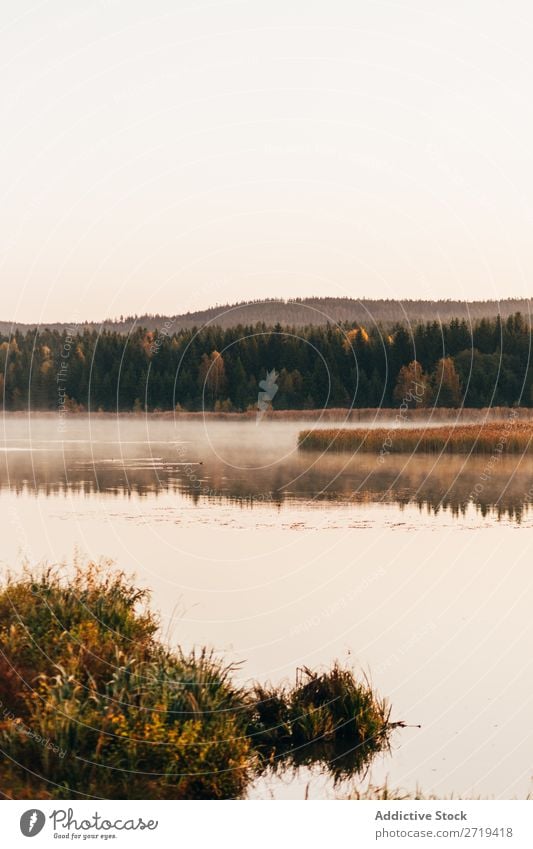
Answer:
(432, 357, 462, 408)
(393, 360, 430, 407)
(343, 327, 369, 353)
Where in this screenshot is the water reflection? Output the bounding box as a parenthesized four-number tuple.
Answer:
(1, 417, 533, 520)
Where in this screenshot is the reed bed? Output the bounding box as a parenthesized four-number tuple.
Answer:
(298, 420, 533, 455)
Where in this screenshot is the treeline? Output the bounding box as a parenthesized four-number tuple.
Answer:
(0, 313, 531, 411)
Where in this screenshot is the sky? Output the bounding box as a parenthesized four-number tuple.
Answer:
(1, 0, 533, 323)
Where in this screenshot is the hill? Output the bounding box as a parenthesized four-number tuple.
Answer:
(1, 296, 531, 335)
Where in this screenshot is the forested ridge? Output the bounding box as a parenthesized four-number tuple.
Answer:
(1, 296, 532, 336)
(0, 313, 531, 411)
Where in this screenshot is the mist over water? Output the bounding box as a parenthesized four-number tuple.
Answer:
(1, 415, 532, 799)
(2, 415, 533, 521)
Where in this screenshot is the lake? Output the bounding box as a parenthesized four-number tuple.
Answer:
(1, 414, 532, 799)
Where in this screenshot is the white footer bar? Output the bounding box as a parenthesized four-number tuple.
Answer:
(4, 800, 532, 849)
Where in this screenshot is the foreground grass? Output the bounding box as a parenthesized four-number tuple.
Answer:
(298, 420, 533, 455)
(0, 563, 394, 799)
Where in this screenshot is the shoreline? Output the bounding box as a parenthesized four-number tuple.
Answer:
(2, 406, 533, 422)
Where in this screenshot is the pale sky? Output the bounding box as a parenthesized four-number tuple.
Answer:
(1, 0, 533, 323)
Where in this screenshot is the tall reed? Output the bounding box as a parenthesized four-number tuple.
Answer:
(298, 421, 533, 454)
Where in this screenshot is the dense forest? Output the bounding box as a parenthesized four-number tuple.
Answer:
(0, 313, 531, 412)
(1, 296, 532, 336)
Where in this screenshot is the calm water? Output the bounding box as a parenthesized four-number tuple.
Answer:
(1, 415, 532, 799)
